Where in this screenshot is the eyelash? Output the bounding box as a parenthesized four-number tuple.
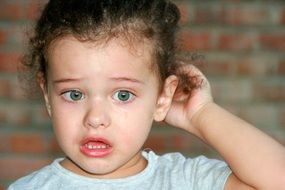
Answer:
(112, 90, 136, 103)
(60, 89, 136, 103)
(61, 90, 85, 102)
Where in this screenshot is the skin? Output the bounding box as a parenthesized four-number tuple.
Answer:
(40, 35, 285, 189)
(40, 36, 177, 179)
(165, 65, 285, 189)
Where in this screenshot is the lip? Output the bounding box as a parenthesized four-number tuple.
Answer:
(80, 137, 113, 158)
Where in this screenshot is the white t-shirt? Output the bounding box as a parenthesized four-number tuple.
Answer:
(8, 151, 232, 190)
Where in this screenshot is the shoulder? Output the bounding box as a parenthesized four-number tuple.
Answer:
(145, 151, 232, 189)
(144, 151, 188, 171)
(146, 150, 227, 170)
(8, 159, 61, 190)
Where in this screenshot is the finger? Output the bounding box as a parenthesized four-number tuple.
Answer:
(180, 64, 208, 83)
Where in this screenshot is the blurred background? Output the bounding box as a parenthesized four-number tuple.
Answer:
(0, 0, 285, 189)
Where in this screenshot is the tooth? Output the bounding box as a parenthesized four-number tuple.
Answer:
(84, 143, 110, 149)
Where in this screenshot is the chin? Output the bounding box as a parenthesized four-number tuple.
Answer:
(79, 162, 119, 178)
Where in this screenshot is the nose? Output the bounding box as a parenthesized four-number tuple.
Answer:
(83, 100, 111, 129)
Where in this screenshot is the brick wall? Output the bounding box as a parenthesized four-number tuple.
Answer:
(0, 0, 285, 188)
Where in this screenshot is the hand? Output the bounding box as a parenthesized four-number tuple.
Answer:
(164, 64, 213, 136)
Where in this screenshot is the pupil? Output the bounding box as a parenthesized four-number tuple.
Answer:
(118, 91, 129, 101)
(71, 91, 82, 100)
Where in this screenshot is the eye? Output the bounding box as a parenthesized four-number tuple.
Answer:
(62, 90, 85, 101)
(113, 90, 135, 102)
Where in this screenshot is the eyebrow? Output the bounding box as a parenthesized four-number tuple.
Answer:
(109, 77, 145, 85)
(52, 77, 144, 85)
(52, 78, 83, 84)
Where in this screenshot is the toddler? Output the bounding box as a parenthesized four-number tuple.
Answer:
(8, 0, 285, 189)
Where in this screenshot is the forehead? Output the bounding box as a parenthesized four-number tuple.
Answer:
(48, 35, 156, 66)
(46, 35, 159, 83)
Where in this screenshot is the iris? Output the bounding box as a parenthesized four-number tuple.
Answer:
(117, 90, 131, 101)
(69, 90, 83, 101)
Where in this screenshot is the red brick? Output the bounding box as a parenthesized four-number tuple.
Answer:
(169, 134, 208, 153)
(222, 6, 271, 25)
(194, 6, 223, 24)
(254, 81, 285, 101)
(211, 79, 252, 102)
(282, 8, 285, 24)
(240, 105, 279, 129)
(0, 52, 21, 72)
(218, 33, 256, 50)
(6, 106, 33, 125)
(177, 2, 189, 25)
(0, 109, 7, 123)
(0, 157, 51, 180)
(281, 109, 285, 130)
(222, 104, 241, 116)
(236, 57, 278, 76)
(12, 113, 33, 125)
(10, 80, 27, 100)
(26, 1, 46, 20)
(0, 79, 12, 98)
(0, 23, 26, 48)
(280, 111, 285, 127)
(0, 2, 23, 20)
(1, 105, 33, 126)
(170, 134, 185, 150)
(0, 134, 8, 152)
(33, 105, 51, 124)
(144, 134, 167, 152)
(48, 136, 62, 154)
(9, 133, 46, 153)
(202, 59, 233, 76)
(278, 60, 285, 75)
(194, 5, 272, 26)
(179, 31, 211, 50)
(0, 29, 7, 44)
(259, 33, 285, 51)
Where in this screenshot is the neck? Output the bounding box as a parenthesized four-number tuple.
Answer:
(60, 150, 148, 179)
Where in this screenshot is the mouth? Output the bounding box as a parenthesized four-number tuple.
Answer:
(84, 142, 111, 150)
(80, 137, 113, 157)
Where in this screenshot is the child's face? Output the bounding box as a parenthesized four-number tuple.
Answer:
(41, 36, 172, 178)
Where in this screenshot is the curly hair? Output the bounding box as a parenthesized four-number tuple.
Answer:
(20, 0, 200, 98)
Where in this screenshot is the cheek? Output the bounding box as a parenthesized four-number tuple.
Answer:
(52, 114, 78, 142)
(52, 115, 82, 155)
(115, 105, 154, 146)
(50, 101, 83, 145)
(120, 123, 151, 151)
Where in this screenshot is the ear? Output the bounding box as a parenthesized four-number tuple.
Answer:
(37, 73, 51, 117)
(154, 75, 178, 122)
